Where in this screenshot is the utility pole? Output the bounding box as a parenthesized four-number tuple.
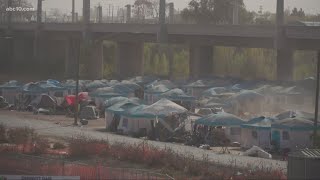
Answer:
(314, 50, 320, 147)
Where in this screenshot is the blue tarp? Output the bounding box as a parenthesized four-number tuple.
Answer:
(131, 98, 187, 119)
(21, 83, 47, 94)
(195, 112, 245, 126)
(145, 84, 170, 94)
(106, 100, 141, 115)
(0, 80, 21, 89)
(202, 87, 227, 97)
(160, 88, 195, 101)
(241, 116, 276, 130)
(271, 117, 320, 131)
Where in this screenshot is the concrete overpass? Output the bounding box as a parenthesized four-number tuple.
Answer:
(0, 0, 319, 80)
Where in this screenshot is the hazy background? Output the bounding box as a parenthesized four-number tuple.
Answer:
(27, 0, 319, 15)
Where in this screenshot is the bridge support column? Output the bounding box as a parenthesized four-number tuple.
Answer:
(189, 45, 214, 79)
(0, 38, 13, 73)
(65, 39, 80, 78)
(116, 42, 144, 79)
(277, 48, 293, 81)
(88, 41, 104, 80)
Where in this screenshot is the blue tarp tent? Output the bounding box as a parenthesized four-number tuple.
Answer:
(132, 98, 187, 119)
(159, 88, 195, 101)
(195, 112, 245, 126)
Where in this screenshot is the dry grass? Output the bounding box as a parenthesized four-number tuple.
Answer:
(0, 124, 7, 143)
(66, 135, 287, 179)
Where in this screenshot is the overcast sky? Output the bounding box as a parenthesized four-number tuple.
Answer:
(27, 0, 320, 15)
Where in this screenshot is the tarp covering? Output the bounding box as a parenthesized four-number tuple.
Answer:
(30, 94, 57, 109)
(160, 88, 195, 101)
(202, 87, 227, 97)
(120, 81, 143, 90)
(0, 80, 21, 89)
(65, 92, 89, 106)
(146, 80, 176, 90)
(186, 80, 208, 87)
(21, 83, 47, 94)
(241, 117, 276, 130)
(230, 90, 265, 102)
(195, 112, 245, 126)
(106, 100, 140, 114)
(85, 80, 108, 91)
(37, 81, 66, 91)
(145, 84, 170, 94)
(104, 97, 129, 107)
(272, 117, 319, 131)
(274, 111, 314, 121)
(132, 98, 187, 118)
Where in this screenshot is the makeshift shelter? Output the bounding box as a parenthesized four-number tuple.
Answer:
(79, 106, 99, 120)
(117, 105, 152, 136)
(271, 117, 319, 150)
(184, 80, 210, 98)
(195, 112, 246, 143)
(227, 90, 265, 117)
(38, 80, 68, 98)
(62, 79, 86, 94)
(131, 99, 188, 139)
(134, 98, 187, 119)
(0, 80, 21, 104)
(274, 111, 314, 121)
(159, 88, 195, 110)
(202, 87, 228, 97)
(240, 116, 277, 149)
(105, 100, 141, 132)
(0, 96, 9, 108)
(144, 84, 170, 105)
(30, 94, 57, 110)
(146, 80, 176, 90)
(85, 80, 108, 92)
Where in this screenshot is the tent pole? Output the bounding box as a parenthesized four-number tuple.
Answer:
(313, 50, 320, 147)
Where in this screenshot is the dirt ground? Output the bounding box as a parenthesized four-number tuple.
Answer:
(1, 110, 247, 156)
(0, 110, 106, 129)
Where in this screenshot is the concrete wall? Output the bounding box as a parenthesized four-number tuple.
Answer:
(116, 41, 144, 79)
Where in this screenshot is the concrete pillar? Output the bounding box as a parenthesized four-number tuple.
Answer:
(189, 45, 213, 79)
(89, 41, 104, 80)
(125, 5, 131, 23)
(37, 0, 43, 24)
(277, 49, 293, 81)
(116, 42, 144, 79)
(65, 39, 80, 78)
(72, 0, 75, 23)
(233, 0, 239, 25)
(97, 5, 102, 23)
(275, 0, 293, 81)
(7, 0, 12, 26)
(158, 0, 167, 43)
(0, 38, 13, 72)
(168, 3, 174, 24)
(83, 0, 90, 25)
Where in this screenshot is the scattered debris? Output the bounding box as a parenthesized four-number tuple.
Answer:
(242, 146, 272, 159)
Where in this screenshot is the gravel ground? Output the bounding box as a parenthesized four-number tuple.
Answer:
(0, 113, 287, 173)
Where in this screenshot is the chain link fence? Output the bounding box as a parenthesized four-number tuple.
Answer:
(0, 153, 174, 180)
